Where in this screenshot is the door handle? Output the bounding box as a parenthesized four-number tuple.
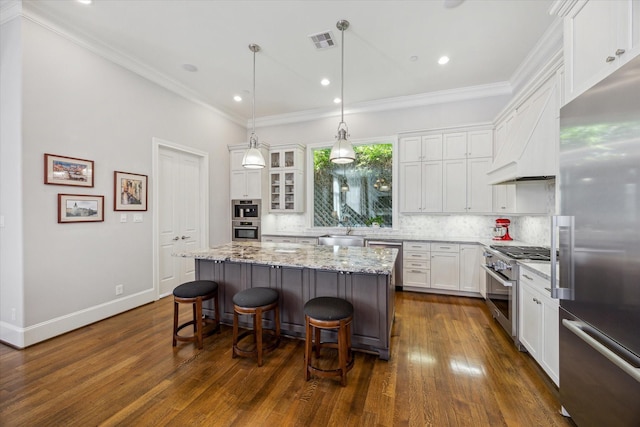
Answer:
(172, 236, 179, 241)
(563, 320, 640, 383)
(181, 236, 191, 240)
(551, 216, 574, 300)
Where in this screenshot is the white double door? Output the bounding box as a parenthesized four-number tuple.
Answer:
(158, 146, 206, 296)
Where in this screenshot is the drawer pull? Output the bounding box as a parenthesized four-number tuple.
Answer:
(606, 56, 616, 63)
(522, 274, 533, 280)
(615, 48, 625, 56)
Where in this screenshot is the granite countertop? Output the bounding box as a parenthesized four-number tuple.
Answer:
(176, 241, 397, 275)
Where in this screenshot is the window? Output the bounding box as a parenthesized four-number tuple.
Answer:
(312, 142, 393, 228)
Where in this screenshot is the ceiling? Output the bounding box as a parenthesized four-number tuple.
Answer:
(15, 0, 558, 124)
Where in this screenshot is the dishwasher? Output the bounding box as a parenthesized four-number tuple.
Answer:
(366, 240, 403, 290)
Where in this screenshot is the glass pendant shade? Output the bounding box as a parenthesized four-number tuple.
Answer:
(242, 134, 265, 169)
(330, 124, 355, 164)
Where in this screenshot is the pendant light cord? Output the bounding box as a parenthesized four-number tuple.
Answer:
(252, 46, 256, 138)
(340, 23, 344, 125)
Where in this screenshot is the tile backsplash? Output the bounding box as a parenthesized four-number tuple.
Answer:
(262, 213, 551, 247)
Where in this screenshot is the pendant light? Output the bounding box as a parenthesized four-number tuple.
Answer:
(242, 43, 266, 169)
(340, 164, 350, 192)
(330, 20, 355, 164)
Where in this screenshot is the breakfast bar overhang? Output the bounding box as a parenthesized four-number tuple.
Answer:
(177, 242, 397, 360)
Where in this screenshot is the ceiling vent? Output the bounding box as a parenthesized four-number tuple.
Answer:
(308, 31, 336, 50)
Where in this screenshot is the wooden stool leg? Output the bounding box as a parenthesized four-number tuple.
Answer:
(338, 319, 348, 386)
(256, 307, 264, 367)
(195, 297, 203, 349)
(314, 327, 321, 357)
(232, 309, 239, 359)
(214, 294, 220, 333)
(173, 301, 179, 346)
(274, 305, 281, 339)
(304, 315, 312, 381)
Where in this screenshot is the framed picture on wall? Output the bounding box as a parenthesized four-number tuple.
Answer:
(44, 153, 94, 187)
(114, 171, 148, 211)
(58, 194, 104, 223)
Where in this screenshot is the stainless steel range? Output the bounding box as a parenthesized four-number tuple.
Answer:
(482, 245, 551, 346)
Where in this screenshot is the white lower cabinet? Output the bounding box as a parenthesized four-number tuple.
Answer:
(403, 241, 482, 296)
(518, 268, 559, 386)
(459, 244, 482, 293)
(402, 242, 431, 288)
(430, 244, 460, 291)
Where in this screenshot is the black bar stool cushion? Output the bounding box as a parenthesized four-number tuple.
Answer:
(233, 287, 279, 308)
(173, 280, 218, 299)
(304, 297, 354, 321)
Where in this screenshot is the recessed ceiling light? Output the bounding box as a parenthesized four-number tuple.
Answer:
(438, 56, 450, 65)
(333, 97, 341, 104)
(233, 95, 242, 102)
(77, 0, 93, 5)
(409, 56, 418, 62)
(321, 78, 330, 86)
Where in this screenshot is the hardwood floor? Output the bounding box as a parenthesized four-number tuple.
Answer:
(0, 292, 575, 426)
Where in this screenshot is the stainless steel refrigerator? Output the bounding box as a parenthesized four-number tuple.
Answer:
(553, 54, 640, 426)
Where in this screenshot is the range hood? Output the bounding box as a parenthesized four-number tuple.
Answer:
(488, 76, 558, 185)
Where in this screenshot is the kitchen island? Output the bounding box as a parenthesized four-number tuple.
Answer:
(177, 241, 397, 359)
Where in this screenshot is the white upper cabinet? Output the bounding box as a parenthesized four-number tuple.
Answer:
(268, 144, 305, 212)
(400, 135, 443, 162)
(229, 146, 266, 200)
(400, 128, 493, 214)
(558, 0, 640, 103)
(442, 132, 468, 159)
(443, 130, 492, 159)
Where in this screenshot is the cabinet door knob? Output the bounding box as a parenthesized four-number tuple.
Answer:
(615, 48, 625, 56)
(606, 56, 616, 63)
(173, 236, 179, 241)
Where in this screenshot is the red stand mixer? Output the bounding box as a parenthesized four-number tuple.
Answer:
(492, 218, 513, 241)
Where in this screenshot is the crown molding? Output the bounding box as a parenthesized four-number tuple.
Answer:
(509, 17, 563, 95)
(20, 2, 247, 127)
(549, 0, 581, 18)
(254, 81, 512, 128)
(0, 0, 21, 25)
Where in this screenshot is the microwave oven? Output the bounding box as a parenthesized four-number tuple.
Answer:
(232, 220, 261, 242)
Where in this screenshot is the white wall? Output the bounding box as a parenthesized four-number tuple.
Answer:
(0, 17, 244, 347)
(0, 15, 25, 345)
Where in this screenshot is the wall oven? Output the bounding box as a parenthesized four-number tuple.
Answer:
(232, 199, 261, 221)
(232, 220, 261, 242)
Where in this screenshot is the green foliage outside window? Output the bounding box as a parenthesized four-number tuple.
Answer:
(312, 143, 393, 228)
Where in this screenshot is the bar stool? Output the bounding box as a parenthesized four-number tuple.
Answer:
(232, 287, 280, 366)
(304, 296, 354, 386)
(172, 280, 220, 349)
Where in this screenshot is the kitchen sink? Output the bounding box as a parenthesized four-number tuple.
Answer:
(317, 235, 365, 247)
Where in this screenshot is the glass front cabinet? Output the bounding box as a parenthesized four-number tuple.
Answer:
(269, 145, 305, 212)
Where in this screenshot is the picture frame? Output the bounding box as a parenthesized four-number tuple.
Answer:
(58, 194, 104, 223)
(44, 153, 94, 187)
(114, 171, 148, 211)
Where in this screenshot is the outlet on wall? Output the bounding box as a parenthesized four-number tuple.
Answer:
(115, 284, 124, 295)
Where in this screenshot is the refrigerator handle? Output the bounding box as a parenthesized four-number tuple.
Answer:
(563, 320, 640, 383)
(551, 216, 574, 300)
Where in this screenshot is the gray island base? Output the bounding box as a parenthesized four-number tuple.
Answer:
(177, 242, 397, 360)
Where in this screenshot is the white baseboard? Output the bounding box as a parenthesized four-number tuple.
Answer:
(0, 289, 156, 349)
